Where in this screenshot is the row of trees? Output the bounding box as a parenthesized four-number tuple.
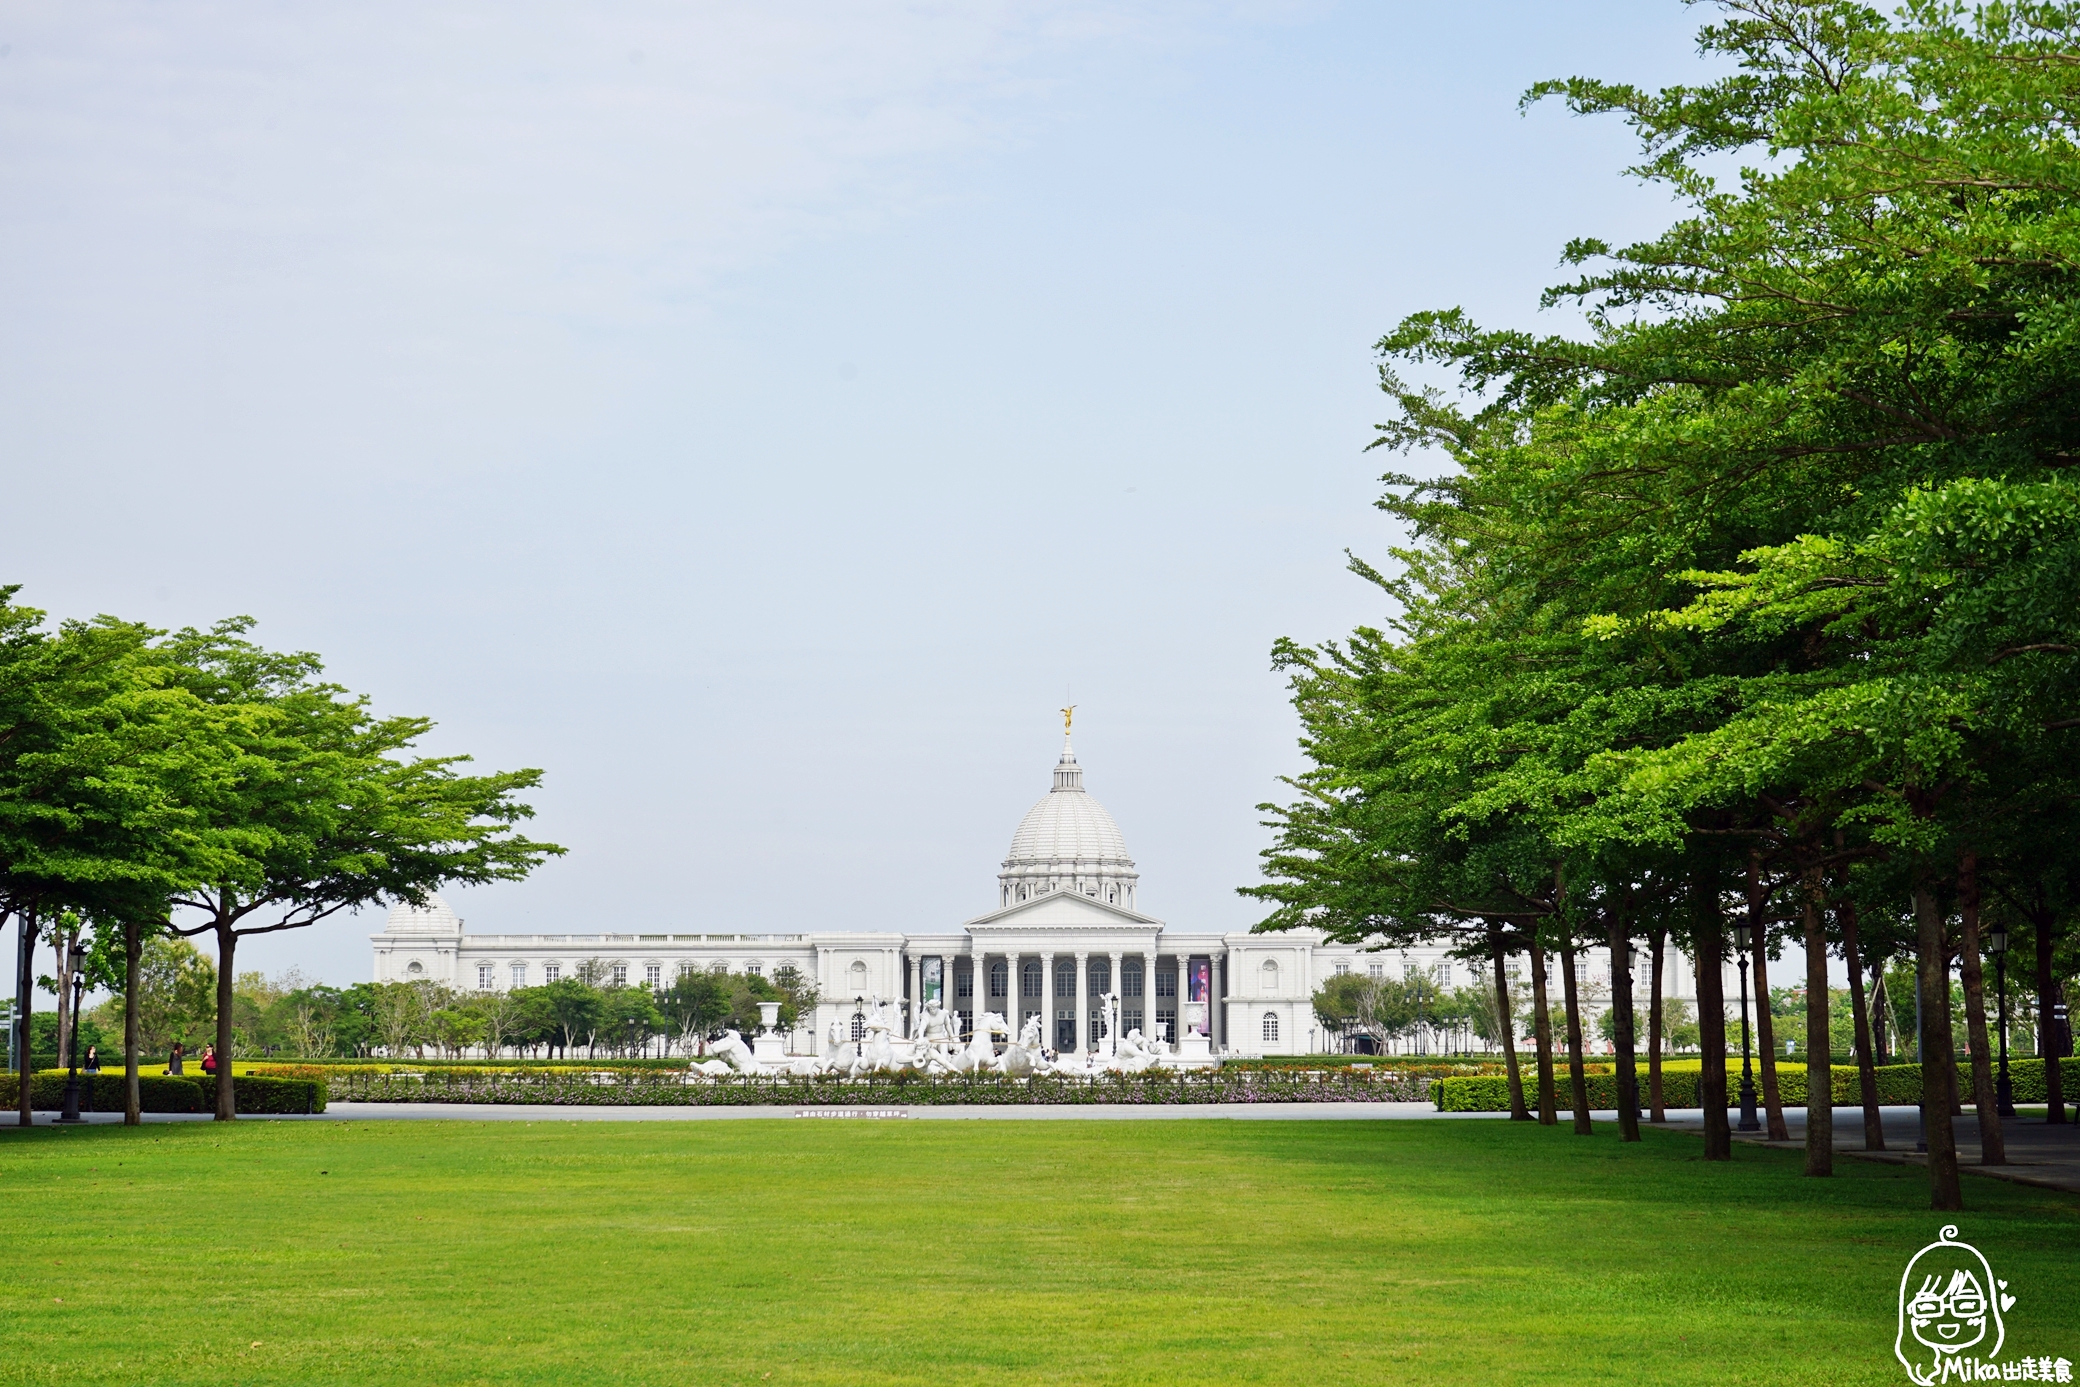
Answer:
(1249, 1, 2079, 1209)
(70, 946, 820, 1063)
(0, 596, 561, 1121)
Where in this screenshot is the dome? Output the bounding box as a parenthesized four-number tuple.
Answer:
(383, 893, 461, 935)
(998, 733, 1140, 910)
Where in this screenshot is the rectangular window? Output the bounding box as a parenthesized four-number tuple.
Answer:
(1155, 1007, 1176, 1039)
(1404, 963, 1420, 982)
(1155, 968, 1176, 999)
(956, 968, 972, 1000)
(1125, 1008, 1143, 1032)
(510, 963, 526, 989)
(545, 964, 561, 984)
(611, 963, 628, 987)
(1438, 962, 1452, 988)
(747, 962, 762, 977)
(476, 965, 493, 990)
(645, 964, 662, 989)
(1368, 963, 1384, 979)
(1334, 960, 1350, 976)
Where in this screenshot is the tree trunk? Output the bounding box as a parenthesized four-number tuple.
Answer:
(1955, 852, 2004, 1165)
(214, 924, 237, 1122)
(1871, 959, 1890, 1066)
(1695, 871, 1730, 1161)
(1648, 925, 1665, 1123)
(1527, 937, 1557, 1125)
(124, 920, 142, 1126)
(2035, 910, 2065, 1124)
(1490, 926, 1529, 1121)
(1914, 879, 1963, 1211)
(1746, 858, 1788, 1141)
(52, 925, 74, 1071)
(1558, 935, 1591, 1134)
(1610, 908, 1640, 1142)
(1837, 894, 1883, 1152)
(1801, 868, 1833, 1177)
(15, 907, 35, 1127)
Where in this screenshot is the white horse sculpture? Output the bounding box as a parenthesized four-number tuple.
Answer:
(953, 1011, 1009, 1074)
(999, 1014, 1053, 1077)
(860, 1004, 897, 1072)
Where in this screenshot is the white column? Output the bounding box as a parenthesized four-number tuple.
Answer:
(1041, 952, 1056, 1054)
(908, 953, 921, 1038)
(1143, 952, 1158, 1043)
(1214, 950, 1227, 1051)
(1074, 951, 1089, 1053)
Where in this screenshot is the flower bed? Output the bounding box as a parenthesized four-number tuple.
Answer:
(333, 1066, 1434, 1106)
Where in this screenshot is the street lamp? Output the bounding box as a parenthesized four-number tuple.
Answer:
(57, 941, 87, 1124)
(1732, 921, 1760, 1133)
(1987, 925, 2015, 1117)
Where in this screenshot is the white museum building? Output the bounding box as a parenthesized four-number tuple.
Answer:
(372, 731, 1703, 1057)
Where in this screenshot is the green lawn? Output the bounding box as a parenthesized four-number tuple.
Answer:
(2, 1117, 2075, 1386)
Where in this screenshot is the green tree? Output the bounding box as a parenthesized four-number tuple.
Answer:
(151, 620, 562, 1117)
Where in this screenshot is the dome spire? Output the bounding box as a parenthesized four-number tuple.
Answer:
(1054, 705, 1082, 791)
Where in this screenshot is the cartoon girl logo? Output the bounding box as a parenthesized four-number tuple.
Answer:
(1896, 1225, 2012, 1383)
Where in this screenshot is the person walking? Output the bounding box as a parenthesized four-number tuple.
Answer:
(168, 1042, 184, 1076)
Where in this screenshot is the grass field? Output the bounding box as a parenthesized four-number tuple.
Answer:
(2, 1117, 2076, 1386)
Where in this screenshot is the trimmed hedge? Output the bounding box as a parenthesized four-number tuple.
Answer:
(333, 1066, 1435, 1106)
(1431, 1059, 2049, 1111)
(0, 1071, 326, 1114)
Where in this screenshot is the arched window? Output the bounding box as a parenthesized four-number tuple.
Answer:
(1054, 960, 1075, 996)
(1022, 960, 1041, 998)
(1262, 1013, 1279, 1043)
(1088, 957, 1110, 993)
(990, 960, 1008, 998)
(1122, 959, 1143, 998)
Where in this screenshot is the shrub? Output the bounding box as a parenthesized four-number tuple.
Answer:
(0, 1071, 325, 1114)
(1429, 1060, 2049, 1110)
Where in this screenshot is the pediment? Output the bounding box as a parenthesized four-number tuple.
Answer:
(962, 889, 1162, 931)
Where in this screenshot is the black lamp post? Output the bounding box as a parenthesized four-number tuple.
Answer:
(57, 942, 87, 1124)
(1988, 925, 2015, 1117)
(1733, 921, 1760, 1132)
(853, 995, 866, 1065)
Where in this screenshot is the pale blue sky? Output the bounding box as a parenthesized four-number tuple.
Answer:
(3, 2, 1720, 986)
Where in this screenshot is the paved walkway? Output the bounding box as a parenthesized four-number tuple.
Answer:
(8, 1100, 1502, 1125)
(1654, 1104, 2080, 1195)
